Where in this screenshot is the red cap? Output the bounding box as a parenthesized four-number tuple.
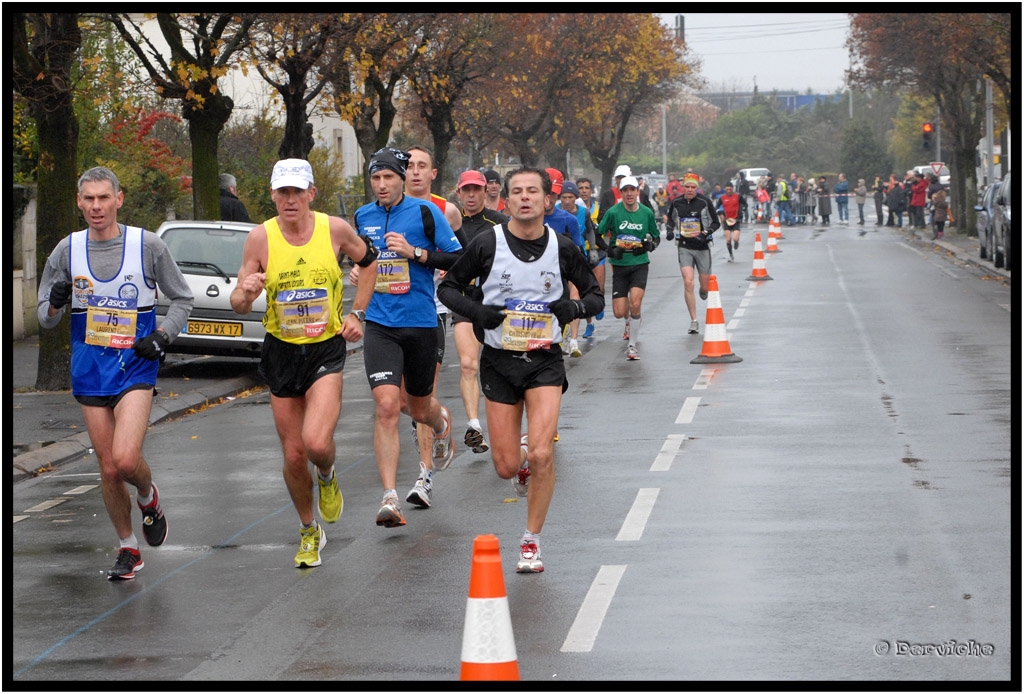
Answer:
(545, 168, 564, 195)
(457, 170, 488, 189)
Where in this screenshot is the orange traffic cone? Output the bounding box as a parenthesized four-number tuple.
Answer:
(773, 211, 786, 240)
(766, 215, 781, 253)
(460, 535, 520, 681)
(746, 232, 774, 281)
(691, 275, 742, 364)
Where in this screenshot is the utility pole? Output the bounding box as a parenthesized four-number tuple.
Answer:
(985, 78, 994, 186)
(675, 15, 684, 42)
(662, 104, 667, 177)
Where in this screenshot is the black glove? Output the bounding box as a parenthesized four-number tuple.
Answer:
(471, 304, 506, 330)
(665, 229, 675, 241)
(49, 281, 73, 309)
(549, 299, 584, 325)
(651, 235, 661, 250)
(133, 330, 170, 361)
(633, 245, 647, 256)
(607, 246, 625, 260)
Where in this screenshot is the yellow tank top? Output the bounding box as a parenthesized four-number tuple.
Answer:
(263, 212, 344, 343)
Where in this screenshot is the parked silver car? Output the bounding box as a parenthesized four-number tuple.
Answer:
(991, 171, 1012, 271)
(155, 220, 266, 358)
(974, 180, 1001, 262)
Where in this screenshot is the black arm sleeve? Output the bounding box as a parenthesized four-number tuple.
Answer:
(417, 205, 463, 271)
(557, 235, 604, 317)
(437, 232, 497, 317)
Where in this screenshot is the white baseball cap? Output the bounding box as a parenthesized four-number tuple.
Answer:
(614, 164, 632, 178)
(618, 176, 639, 189)
(271, 159, 314, 190)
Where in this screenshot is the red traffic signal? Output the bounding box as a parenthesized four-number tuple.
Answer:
(922, 122, 934, 134)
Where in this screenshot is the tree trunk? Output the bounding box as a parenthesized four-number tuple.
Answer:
(279, 87, 314, 160)
(423, 102, 456, 195)
(186, 95, 233, 221)
(34, 100, 79, 391)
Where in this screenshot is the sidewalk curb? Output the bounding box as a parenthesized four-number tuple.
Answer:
(11, 342, 366, 484)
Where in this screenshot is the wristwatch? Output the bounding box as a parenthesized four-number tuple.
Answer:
(352, 309, 366, 322)
(413, 247, 424, 261)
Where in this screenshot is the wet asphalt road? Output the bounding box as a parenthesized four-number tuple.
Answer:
(11, 223, 1013, 684)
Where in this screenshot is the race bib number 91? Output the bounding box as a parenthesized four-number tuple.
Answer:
(275, 287, 329, 339)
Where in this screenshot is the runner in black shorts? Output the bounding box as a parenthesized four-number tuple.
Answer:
(352, 146, 464, 528)
(259, 333, 347, 398)
(231, 157, 377, 569)
(438, 166, 603, 574)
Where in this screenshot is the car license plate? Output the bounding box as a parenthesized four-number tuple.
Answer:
(185, 320, 243, 337)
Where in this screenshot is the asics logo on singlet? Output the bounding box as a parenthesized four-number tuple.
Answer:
(94, 296, 132, 309)
(618, 221, 645, 231)
(513, 300, 548, 312)
(284, 289, 319, 301)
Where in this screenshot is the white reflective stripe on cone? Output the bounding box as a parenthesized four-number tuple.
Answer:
(461, 597, 518, 664)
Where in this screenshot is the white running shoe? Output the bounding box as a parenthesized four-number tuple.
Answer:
(431, 407, 455, 470)
(516, 539, 544, 573)
(405, 462, 433, 509)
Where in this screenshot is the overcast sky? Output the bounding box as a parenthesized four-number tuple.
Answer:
(659, 13, 852, 95)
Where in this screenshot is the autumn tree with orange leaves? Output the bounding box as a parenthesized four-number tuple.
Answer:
(108, 12, 256, 221)
(406, 14, 505, 195)
(450, 14, 691, 193)
(323, 13, 432, 200)
(847, 12, 1012, 232)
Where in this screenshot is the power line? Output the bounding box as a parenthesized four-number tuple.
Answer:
(700, 45, 849, 56)
(686, 24, 849, 43)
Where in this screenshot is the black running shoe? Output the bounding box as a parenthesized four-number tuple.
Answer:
(107, 547, 144, 580)
(138, 483, 168, 547)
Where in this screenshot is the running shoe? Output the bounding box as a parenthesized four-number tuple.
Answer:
(688, 320, 699, 335)
(405, 463, 433, 509)
(317, 469, 343, 523)
(569, 338, 582, 358)
(107, 547, 143, 581)
(138, 483, 168, 547)
(516, 540, 544, 573)
(626, 345, 639, 360)
(464, 426, 489, 454)
(622, 323, 630, 340)
(699, 288, 708, 300)
(582, 323, 595, 339)
(513, 436, 531, 497)
(295, 522, 326, 567)
(595, 310, 604, 321)
(376, 492, 407, 528)
(432, 406, 455, 470)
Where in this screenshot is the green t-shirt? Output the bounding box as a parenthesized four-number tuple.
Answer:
(597, 202, 659, 266)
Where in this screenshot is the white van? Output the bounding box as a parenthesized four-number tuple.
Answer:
(737, 167, 772, 186)
(914, 164, 950, 187)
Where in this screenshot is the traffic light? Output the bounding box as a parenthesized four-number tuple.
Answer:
(922, 122, 933, 150)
